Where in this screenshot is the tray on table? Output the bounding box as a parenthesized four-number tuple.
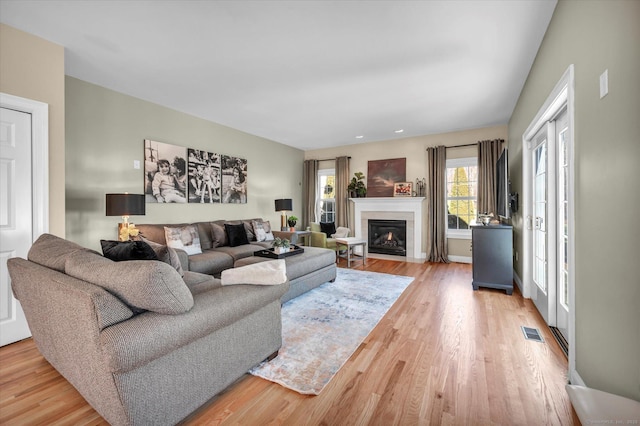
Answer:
(254, 245, 304, 259)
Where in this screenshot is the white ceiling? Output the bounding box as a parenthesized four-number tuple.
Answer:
(0, 0, 556, 150)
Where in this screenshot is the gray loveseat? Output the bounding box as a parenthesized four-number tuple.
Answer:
(137, 218, 337, 302)
(8, 233, 289, 425)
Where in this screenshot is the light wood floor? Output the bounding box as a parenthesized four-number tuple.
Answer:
(0, 259, 579, 425)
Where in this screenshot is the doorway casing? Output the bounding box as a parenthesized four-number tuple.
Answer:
(521, 65, 581, 386)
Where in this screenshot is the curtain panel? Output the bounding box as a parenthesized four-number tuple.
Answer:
(426, 145, 449, 263)
(477, 139, 504, 216)
(302, 159, 318, 227)
(335, 156, 350, 228)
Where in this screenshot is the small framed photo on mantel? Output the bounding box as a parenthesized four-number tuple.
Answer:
(393, 182, 413, 197)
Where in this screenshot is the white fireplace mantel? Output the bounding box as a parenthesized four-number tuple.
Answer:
(350, 197, 425, 260)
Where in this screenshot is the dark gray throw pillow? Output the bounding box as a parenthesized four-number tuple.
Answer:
(100, 240, 159, 262)
(320, 222, 336, 238)
(224, 223, 249, 247)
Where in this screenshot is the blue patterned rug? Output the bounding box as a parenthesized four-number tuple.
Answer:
(249, 268, 414, 395)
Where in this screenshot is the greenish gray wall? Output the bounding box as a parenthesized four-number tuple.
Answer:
(66, 77, 304, 251)
(508, 0, 639, 399)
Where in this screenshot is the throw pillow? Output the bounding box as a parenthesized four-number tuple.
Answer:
(27, 233, 94, 272)
(164, 225, 202, 255)
(65, 250, 193, 315)
(320, 222, 337, 238)
(262, 220, 275, 241)
(332, 227, 350, 239)
(100, 240, 159, 262)
(210, 222, 228, 248)
(225, 223, 249, 247)
(141, 237, 184, 277)
(252, 220, 267, 242)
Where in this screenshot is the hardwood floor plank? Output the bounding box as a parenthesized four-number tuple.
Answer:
(0, 260, 579, 425)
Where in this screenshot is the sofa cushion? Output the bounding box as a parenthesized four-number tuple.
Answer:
(320, 221, 336, 238)
(99, 280, 289, 374)
(187, 250, 234, 276)
(141, 237, 184, 276)
(182, 271, 221, 295)
(27, 233, 94, 272)
(100, 240, 159, 262)
(213, 244, 263, 262)
(225, 223, 249, 247)
(65, 250, 194, 315)
(164, 225, 203, 255)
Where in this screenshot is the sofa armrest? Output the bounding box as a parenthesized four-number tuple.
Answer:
(174, 247, 189, 271)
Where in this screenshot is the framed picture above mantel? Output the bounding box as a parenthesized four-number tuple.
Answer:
(367, 158, 406, 197)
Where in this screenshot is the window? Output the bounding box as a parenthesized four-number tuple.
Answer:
(446, 157, 478, 238)
(317, 169, 335, 223)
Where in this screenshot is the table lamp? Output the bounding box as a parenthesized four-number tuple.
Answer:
(106, 193, 145, 241)
(274, 198, 293, 231)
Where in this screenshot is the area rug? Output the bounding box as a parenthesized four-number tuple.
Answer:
(249, 268, 414, 395)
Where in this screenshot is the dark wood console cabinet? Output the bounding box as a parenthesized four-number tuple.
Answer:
(471, 225, 513, 295)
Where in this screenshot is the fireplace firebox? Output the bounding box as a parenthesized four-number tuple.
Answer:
(368, 219, 407, 256)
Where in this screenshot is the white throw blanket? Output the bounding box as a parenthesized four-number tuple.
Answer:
(221, 259, 287, 286)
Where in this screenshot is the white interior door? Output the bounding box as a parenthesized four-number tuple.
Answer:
(0, 107, 33, 346)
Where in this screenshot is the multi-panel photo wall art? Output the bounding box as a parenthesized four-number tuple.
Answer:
(144, 139, 247, 204)
(187, 149, 221, 203)
(144, 139, 188, 203)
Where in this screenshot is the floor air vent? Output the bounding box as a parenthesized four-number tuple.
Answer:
(521, 326, 544, 343)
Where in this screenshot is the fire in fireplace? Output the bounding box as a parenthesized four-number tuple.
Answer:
(368, 219, 407, 256)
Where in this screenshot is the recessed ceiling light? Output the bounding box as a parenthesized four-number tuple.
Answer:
(394, 129, 404, 133)
(355, 135, 364, 139)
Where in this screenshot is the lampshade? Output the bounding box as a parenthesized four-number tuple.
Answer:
(106, 193, 145, 216)
(274, 198, 293, 212)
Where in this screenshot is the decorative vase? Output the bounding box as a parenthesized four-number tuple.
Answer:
(274, 246, 289, 254)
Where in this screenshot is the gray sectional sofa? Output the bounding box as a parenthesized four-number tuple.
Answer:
(137, 218, 337, 302)
(7, 220, 337, 425)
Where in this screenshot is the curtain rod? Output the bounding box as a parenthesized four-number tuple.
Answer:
(444, 143, 476, 149)
(314, 156, 352, 161)
(425, 143, 476, 151)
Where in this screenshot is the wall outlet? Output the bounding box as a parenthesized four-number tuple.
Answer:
(133, 160, 140, 169)
(515, 251, 519, 262)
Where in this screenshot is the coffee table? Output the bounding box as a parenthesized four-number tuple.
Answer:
(334, 237, 367, 268)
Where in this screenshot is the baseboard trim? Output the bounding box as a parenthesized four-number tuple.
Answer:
(513, 270, 523, 294)
(570, 369, 586, 386)
(448, 255, 472, 264)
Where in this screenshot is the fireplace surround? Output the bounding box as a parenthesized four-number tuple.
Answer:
(350, 197, 425, 260)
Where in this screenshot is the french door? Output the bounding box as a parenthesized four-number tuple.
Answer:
(528, 108, 569, 341)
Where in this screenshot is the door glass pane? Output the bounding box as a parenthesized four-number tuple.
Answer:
(533, 142, 547, 293)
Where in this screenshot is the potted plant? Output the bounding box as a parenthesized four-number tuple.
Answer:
(287, 215, 298, 231)
(272, 237, 291, 254)
(347, 172, 367, 198)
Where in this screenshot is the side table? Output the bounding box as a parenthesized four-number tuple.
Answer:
(334, 237, 367, 268)
(272, 230, 311, 246)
